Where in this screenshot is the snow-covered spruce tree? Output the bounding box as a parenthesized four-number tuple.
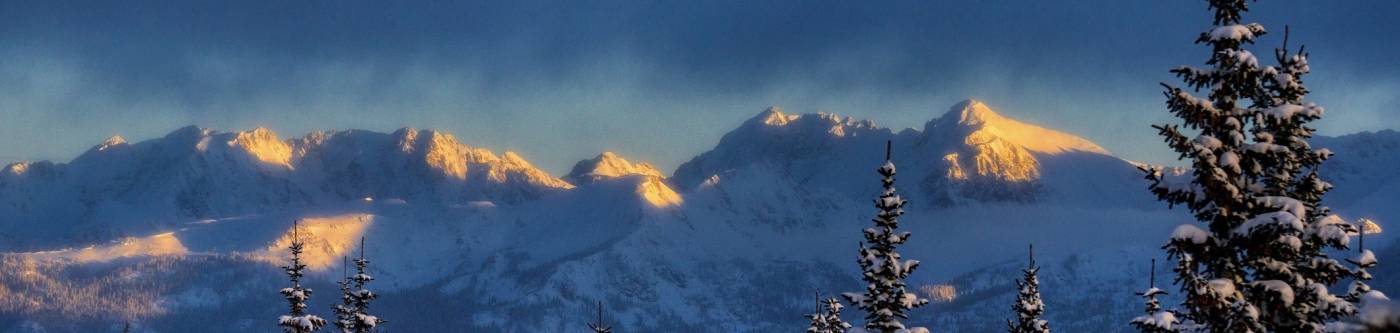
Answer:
(332, 256, 356, 333)
(348, 238, 384, 333)
(1142, 0, 1365, 331)
(823, 296, 855, 333)
(587, 301, 612, 333)
(807, 292, 827, 333)
(1131, 259, 1179, 333)
(1338, 226, 1394, 333)
(1255, 27, 1359, 327)
(842, 141, 929, 333)
(807, 292, 853, 333)
(279, 221, 327, 333)
(1345, 222, 1378, 303)
(1007, 245, 1049, 333)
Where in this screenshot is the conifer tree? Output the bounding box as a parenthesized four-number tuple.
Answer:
(348, 238, 384, 333)
(279, 221, 327, 333)
(1130, 259, 1179, 333)
(332, 256, 356, 333)
(1346, 220, 1379, 303)
(822, 297, 853, 333)
(807, 292, 852, 333)
(587, 301, 612, 333)
(842, 141, 929, 333)
(807, 293, 826, 333)
(1142, 0, 1367, 331)
(1007, 245, 1049, 333)
(1338, 223, 1394, 333)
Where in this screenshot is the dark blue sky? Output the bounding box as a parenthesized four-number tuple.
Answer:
(2, 1, 1397, 174)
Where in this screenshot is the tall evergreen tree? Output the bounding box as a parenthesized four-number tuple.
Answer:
(587, 301, 612, 333)
(1142, 0, 1367, 331)
(842, 141, 929, 333)
(348, 238, 384, 333)
(332, 256, 356, 333)
(807, 293, 826, 333)
(279, 221, 327, 333)
(807, 292, 852, 333)
(1007, 245, 1049, 333)
(1131, 259, 1179, 333)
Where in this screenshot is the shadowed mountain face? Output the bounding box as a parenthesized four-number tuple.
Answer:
(1, 100, 1397, 332)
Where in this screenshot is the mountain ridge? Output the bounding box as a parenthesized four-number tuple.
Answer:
(5, 100, 1394, 244)
(2, 100, 1399, 332)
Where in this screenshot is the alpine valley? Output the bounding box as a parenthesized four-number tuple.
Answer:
(2, 100, 1398, 332)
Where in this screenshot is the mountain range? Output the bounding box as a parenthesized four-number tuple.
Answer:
(1, 99, 1397, 332)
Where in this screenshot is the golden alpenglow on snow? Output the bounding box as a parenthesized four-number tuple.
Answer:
(231, 127, 295, 170)
(567, 151, 682, 207)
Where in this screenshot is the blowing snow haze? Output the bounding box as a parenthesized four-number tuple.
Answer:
(2, 0, 1399, 332)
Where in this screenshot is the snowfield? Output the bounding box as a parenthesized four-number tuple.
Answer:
(1, 100, 1397, 332)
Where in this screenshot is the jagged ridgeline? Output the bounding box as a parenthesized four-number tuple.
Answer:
(2, 99, 1400, 332)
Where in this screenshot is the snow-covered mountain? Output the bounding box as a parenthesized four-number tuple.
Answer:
(1, 100, 1396, 332)
(674, 100, 1149, 207)
(566, 152, 666, 184)
(0, 126, 570, 250)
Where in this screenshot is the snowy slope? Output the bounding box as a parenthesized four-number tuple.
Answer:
(1, 101, 1396, 332)
(1314, 130, 1400, 235)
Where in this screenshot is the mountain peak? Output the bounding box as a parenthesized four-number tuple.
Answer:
(2, 161, 55, 178)
(565, 151, 664, 184)
(928, 99, 1109, 155)
(86, 135, 130, 154)
(672, 106, 893, 189)
(230, 127, 292, 169)
(751, 106, 799, 126)
(100, 135, 127, 148)
(948, 99, 999, 126)
(564, 151, 680, 207)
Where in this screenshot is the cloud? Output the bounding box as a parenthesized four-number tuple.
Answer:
(0, 0, 1396, 174)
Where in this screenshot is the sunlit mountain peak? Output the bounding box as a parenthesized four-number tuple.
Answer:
(95, 135, 128, 152)
(566, 151, 681, 207)
(230, 127, 293, 169)
(566, 151, 665, 184)
(756, 106, 799, 126)
(932, 99, 1109, 155)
